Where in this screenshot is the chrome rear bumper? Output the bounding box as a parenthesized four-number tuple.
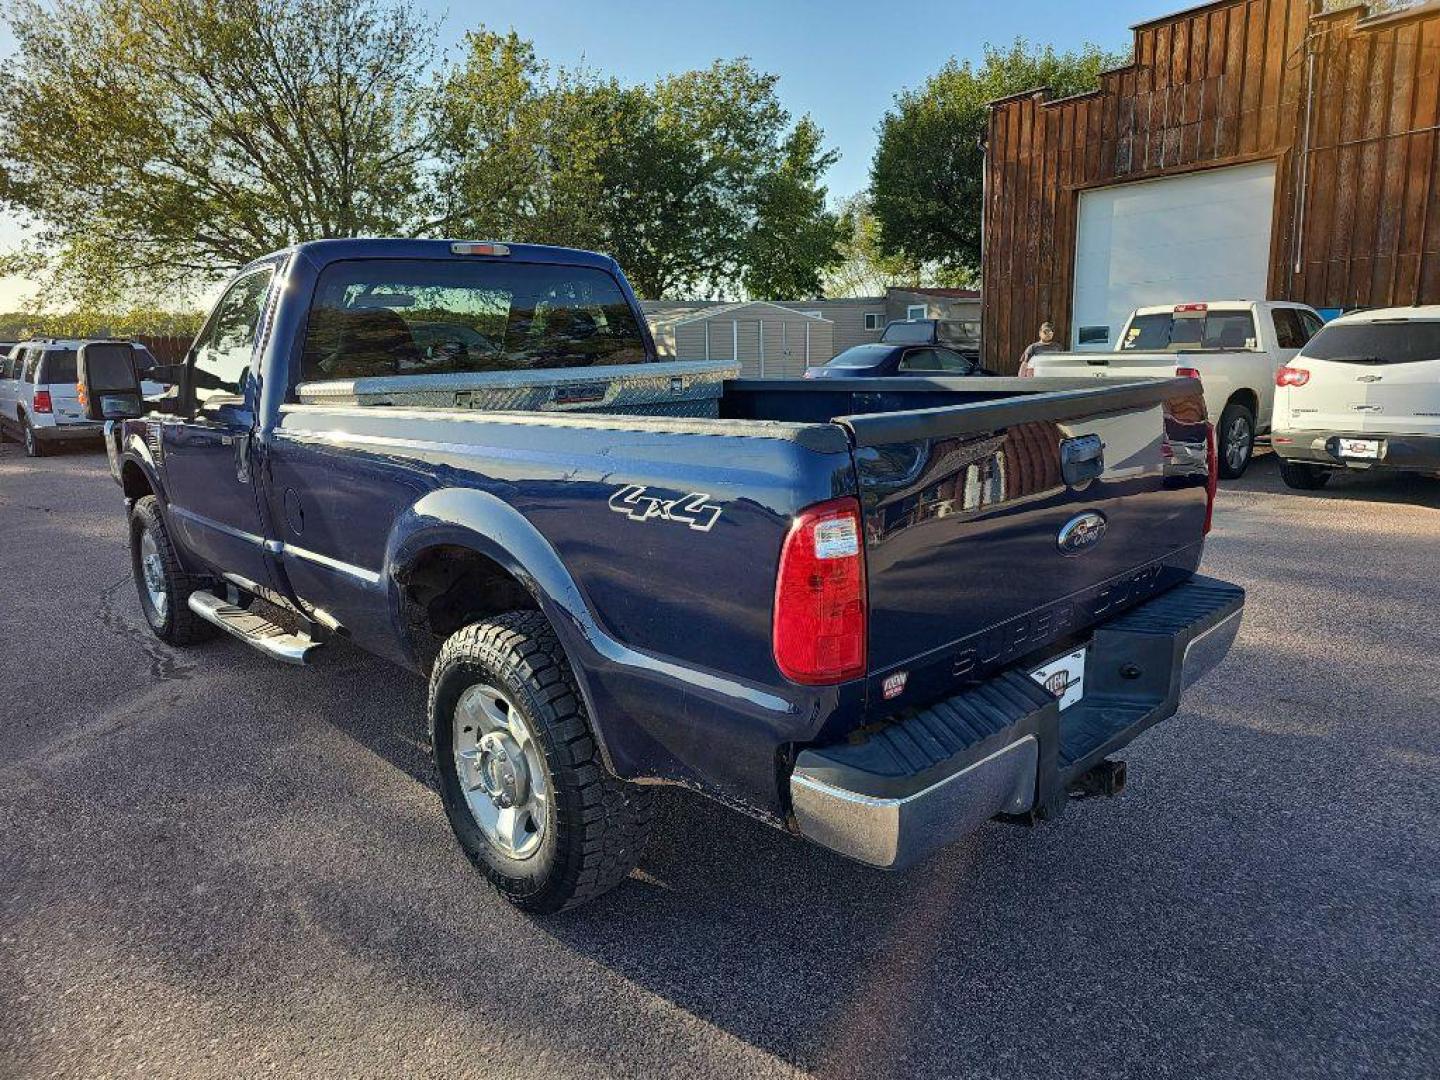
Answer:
(789, 575, 1244, 870)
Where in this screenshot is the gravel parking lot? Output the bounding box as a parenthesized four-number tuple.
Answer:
(2, 440, 1437, 1080)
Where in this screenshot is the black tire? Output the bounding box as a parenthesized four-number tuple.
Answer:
(1279, 459, 1332, 490)
(1217, 400, 1256, 479)
(428, 611, 654, 914)
(21, 415, 45, 458)
(129, 495, 219, 645)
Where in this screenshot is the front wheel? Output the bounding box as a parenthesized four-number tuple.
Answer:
(1279, 459, 1332, 490)
(429, 611, 654, 914)
(129, 495, 218, 645)
(1217, 401, 1256, 479)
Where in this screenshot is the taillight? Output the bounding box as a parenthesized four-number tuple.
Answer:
(1203, 422, 1219, 534)
(32, 389, 52, 413)
(773, 497, 867, 684)
(1276, 366, 1310, 387)
(1176, 366, 1202, 382)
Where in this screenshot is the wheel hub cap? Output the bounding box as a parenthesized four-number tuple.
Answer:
(453, 683, 547, 859)
(476, 730, 528, 809)
(139, 530, 168, 618)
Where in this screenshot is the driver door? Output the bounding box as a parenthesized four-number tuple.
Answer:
(158, 264, 278, 587)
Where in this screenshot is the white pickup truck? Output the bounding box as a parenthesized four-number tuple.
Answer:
(1023, 301, 1326, 478)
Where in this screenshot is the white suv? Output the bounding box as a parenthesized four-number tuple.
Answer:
(1272, 306, 1440, 489)
(0, 339, 162, 457)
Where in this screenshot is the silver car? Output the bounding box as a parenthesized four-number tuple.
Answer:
(0, 339, 162, 456)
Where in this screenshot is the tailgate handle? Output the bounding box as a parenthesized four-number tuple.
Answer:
(1060, 434, 1105, 488)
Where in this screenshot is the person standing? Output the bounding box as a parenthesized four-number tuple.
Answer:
(1017, 321, 1060, 375)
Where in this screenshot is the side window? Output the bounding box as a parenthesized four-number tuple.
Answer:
(0, 352, 13, 379)
(189, 267, 275, 412)
(899, 348, 964, 372)
(22, 348, 41, 382)
(1272, 308, 1306, 349)
(1299, 310, 1325, 342)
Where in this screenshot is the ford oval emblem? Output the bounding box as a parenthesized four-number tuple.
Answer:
(1057, 511, 1107, 556)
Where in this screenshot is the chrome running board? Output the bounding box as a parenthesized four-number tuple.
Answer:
(187, 590, 320, 665)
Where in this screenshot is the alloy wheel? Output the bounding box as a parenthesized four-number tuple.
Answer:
(453, 683, 548, 860)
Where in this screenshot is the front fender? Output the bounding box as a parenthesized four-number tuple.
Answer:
(117, 425, 168, 506)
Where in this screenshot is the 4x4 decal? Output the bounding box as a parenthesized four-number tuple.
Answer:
(607, 485, 722, 532)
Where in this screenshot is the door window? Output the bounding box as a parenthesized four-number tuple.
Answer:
(1272, 308, 1309, 349)
(898, 348, 971, 373)
(189, 267, 275, 412)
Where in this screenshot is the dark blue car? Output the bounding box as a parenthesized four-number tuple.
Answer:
(804, 318, 988, 379)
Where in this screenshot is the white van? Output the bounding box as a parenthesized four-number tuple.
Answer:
(1271, 306, 1440, 489)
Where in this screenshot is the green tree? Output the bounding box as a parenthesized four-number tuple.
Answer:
(741, 118, 843, 299)
(824, 193, 921, 297)
(869, 38, 1129, 281)
(0, 0, 436, 306)
(432, 49, 843, 299)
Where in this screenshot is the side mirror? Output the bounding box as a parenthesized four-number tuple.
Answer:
(77, 341, 144, 421)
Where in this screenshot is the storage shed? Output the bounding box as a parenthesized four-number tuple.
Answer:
(642, 301, 835, 378)
(982, 0, 1440, 372)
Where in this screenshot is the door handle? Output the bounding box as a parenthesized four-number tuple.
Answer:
(234, 431, 251, 484)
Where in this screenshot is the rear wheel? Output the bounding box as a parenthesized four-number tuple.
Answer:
(129, 495, 218, 645)
(21, 415, 44, 458)
(1217, 401, 1255, 479)
(429, 611, 654, 913)
(1279, 459, 1332, 491)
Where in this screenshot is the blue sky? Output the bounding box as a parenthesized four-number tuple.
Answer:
(0, 0, 1171, 307)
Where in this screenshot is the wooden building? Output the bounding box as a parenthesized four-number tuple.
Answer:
(981, 0, 1440, 372)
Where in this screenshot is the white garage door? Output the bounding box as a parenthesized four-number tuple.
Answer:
(1071, 161, 1277, 349)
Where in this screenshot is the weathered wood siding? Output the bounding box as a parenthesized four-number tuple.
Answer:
(982, 0, 1440, 372)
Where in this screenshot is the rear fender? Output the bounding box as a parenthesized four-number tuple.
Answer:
(384, 487, 626, 775)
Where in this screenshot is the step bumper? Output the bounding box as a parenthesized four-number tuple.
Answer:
(789, 575, 1244, 869)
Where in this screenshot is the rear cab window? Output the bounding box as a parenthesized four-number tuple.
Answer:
(299, 259, 650, 383)
(1302, 320, 1440, 365)
(1122, 309, 1257, 352)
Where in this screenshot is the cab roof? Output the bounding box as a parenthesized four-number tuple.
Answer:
(255, 238, 621, 274)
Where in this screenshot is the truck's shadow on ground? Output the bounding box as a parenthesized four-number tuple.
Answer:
(288, 629, 1434, 1079)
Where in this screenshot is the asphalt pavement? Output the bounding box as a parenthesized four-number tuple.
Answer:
(2, 439, 1437, 1079)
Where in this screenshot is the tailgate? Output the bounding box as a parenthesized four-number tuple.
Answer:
(46, 383, 91, 425)
(1029, 351, 1178, 380)
(839, 379, 1211, 709)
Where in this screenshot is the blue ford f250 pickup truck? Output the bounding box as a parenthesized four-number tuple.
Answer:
(80, 239, 1243, 913)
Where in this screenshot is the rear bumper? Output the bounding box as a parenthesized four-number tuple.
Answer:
(1272, 429, 1440, 472)
(35, 421, 104, 443)
(789, 575, 1244, 869)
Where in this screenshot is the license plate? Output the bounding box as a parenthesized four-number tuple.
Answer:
(1338, 438, 1381, 459)
(1029, 646, 1087, 711)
